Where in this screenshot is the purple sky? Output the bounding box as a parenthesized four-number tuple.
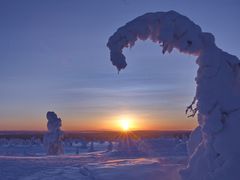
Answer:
(0, 0, 239, 130)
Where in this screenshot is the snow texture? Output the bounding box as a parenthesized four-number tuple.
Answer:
(0, 154, 183, 180)
(43, 112, 64, 155)
(107, 10, 240, 180)
(0, 138, 186, 180)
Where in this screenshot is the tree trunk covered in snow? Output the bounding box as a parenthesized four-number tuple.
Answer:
(107, 10, 240, 180)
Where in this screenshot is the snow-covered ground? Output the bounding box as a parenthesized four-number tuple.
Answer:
(0, 138, 187, 180)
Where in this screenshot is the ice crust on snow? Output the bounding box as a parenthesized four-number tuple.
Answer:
(43, 111, 64, 155)
(107, 10, 240, 180)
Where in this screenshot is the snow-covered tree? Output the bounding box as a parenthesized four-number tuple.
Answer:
(43, 111, 64, 155)
(107, 10, 240, 180)
(107, 141, 113, 151)
(88, 141, 95, 152)
(80, 140, 88, 149)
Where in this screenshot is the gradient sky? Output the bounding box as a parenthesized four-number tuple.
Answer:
(0, 0, 239, 131)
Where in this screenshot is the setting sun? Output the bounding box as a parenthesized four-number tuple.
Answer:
(121, 120, 130, 131)
(119, 117, 133, 132)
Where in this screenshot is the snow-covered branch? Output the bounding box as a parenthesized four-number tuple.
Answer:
(107, 10, 240, 180)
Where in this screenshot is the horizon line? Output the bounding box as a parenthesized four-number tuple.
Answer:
(0, 129, 193, 133)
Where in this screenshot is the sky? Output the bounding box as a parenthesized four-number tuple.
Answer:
(0, 0, 239, 131)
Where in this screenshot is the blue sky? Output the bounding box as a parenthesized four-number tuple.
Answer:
(0, 0, 239, 130)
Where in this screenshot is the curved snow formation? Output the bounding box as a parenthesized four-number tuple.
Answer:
(107, 10, 240, 180)
(43, 111, 64, 155)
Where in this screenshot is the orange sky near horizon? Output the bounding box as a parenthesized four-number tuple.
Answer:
(0, 113, 197, 131)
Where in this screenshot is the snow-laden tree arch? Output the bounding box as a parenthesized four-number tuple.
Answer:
(107, 11, 240, 180)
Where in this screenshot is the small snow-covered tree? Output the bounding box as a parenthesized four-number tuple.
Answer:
(107, 10, 240, 180)
(43, 111, 64, 155)
(80, 140, 88, 149)
(107, 141, 113, 151)
(88, 141, 95, 152)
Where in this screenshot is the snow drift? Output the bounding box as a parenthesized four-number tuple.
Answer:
(107, 10, 240, 180)
(43, 111, 64, 155)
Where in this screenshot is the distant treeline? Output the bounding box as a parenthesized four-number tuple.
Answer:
(0, 130, 191, 142)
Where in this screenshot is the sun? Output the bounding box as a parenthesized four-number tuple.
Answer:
(121, 120, 129, 131)
(119, 117, 132, 132)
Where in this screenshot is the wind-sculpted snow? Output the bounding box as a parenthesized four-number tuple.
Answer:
(107, 10, 204, 72)
(107, 10, 240, 180)
(43, 111, 64, 155)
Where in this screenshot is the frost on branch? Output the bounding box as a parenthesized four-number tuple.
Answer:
(43, 111, 64, 155)
(107, 10, 240, 180)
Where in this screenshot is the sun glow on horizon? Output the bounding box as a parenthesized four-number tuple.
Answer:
(119, 116, 133, 132)
(118, 116, 135, 132)
(121, 120, 129, 131)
